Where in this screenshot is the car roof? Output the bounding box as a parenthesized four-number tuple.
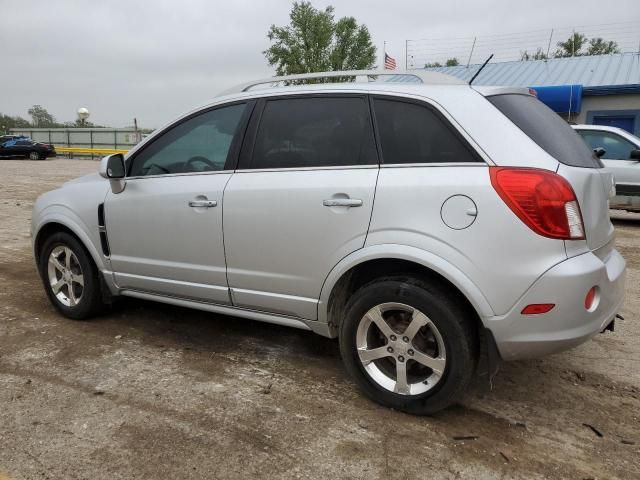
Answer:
(215, 70, 529, 101)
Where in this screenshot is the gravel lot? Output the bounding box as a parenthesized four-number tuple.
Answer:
(1, 158, 639, 479)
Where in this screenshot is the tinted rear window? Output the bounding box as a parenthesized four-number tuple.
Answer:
(488, 94, 602, 168)
(373, 98, 480, 164)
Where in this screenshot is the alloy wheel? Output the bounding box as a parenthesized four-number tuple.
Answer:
(356, 302, 446, 395)
(47, 246, 84, 307)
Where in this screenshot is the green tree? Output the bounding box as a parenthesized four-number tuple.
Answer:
(27, 104, 58, 127)
(555, 32, 588, 57)
(521, 47, 548, 61)
(555, 32, 621, 57)
(264, 1, 376, 76)
(0, 113, 31, 134)
(425, 58, 459, 68)
(587, 37, 621, 55)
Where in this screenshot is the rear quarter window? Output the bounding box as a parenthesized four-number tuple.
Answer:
(488, 94, 602, 168)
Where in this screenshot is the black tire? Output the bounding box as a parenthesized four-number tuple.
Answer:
(339, 276, 478, 415)
(28, 151, 41, 160)
(38, 232, 104, 320)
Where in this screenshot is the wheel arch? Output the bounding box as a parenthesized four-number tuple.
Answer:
(33, 214, 105, 272)
(318, 245, 494, 338)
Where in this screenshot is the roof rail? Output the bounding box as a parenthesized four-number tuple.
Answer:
(218, 69, 465, 96)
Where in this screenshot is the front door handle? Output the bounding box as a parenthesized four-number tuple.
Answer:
(323, 198, 363, 207)
(189, 199, 217, 208)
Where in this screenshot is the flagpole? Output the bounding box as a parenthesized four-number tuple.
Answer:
(383, 40, 386, 67)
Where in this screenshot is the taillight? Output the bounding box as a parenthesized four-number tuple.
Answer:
(490, 167, 585, 240)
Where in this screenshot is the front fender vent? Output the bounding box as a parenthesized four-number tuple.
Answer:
(98, 203, 110, 257)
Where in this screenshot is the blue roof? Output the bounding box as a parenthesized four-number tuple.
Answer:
(425, 53, 640, 89)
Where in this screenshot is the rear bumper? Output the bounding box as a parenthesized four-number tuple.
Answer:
(485, 248, 626, 361)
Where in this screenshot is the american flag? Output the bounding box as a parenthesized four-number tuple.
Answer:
(384, 53, 397, 70)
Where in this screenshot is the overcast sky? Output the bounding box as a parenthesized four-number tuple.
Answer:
(2, 0, 639, 128)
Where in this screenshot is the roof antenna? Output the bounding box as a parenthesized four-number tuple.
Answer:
(468, 54, 494, 85)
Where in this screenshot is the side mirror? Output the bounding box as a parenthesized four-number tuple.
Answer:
(99, 153, 126, 193)
(593, 147, 606, 158)
(630, 149, 640, 161)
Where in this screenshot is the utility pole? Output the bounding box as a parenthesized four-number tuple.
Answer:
(545, 29, 554, 60)
(134, 117, 140, 143)
(466, 37, 476, 67)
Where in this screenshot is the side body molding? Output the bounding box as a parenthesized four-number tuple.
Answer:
(316, 244, 495, 336)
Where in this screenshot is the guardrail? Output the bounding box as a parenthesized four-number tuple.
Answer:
(55, 147, 129, 155)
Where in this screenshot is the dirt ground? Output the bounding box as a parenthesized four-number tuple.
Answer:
(0, 158, 638, 480)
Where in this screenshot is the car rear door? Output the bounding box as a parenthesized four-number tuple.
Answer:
(222, 94, 379, 319)
(104, 101, 252, 304)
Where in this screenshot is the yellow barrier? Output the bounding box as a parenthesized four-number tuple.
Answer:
(55, 147, 129, 155)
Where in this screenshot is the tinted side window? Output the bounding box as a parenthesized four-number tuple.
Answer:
(373, 98, 479, 164)
(17, 140, 32, 146)
(488, 94, 601, 168)
(129, 103, 246, 177)
(578, 130, 636, 160)
(246, 97, 376, 169)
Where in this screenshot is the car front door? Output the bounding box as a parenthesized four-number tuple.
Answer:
(578, 129, 640, 197)
(2, 140, 26, 157)
(104, 102, 252, 304)
(223, 95, 379, 319)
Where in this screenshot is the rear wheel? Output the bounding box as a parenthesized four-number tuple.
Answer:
(339, 276, 478, 415)
(39, 232, 104, 319)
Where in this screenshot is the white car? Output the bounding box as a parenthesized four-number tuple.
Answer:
(31, 71, 626, 414)
(573, 124, 640, 212)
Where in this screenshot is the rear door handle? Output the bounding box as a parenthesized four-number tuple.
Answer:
(189, 200, 217, 208)
(323, 198, 363, 207)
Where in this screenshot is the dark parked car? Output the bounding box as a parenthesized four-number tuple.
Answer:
(0, 134, 30, 144)
(0, 138, 56, 160)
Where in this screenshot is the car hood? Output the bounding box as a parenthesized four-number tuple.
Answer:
(63, 172, 104, 186)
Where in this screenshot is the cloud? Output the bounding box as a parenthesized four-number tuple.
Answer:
(1, 0, 638, 127)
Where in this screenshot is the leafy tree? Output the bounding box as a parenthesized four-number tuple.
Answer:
(0, 113, 31, 134)
(264, 1, 376, 76)
(555, 32, 621, 57)
(587, 37, 621, 55)
(27, 104, 58, 127)
(62, 119, 97, 127)
(521, 48, 548, 61)
(425, 58, 459, 68)
(555, 32, 588, 57)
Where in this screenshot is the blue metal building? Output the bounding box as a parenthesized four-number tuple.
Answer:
(427, 53, 640, 135)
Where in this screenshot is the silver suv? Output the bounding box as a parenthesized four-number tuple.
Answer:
(31, 71, 626, 414)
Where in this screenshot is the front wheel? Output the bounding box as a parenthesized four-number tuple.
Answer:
(28, 151, 41, 160)
(339, 276, 478, 415)
(39, 232, 104, 319)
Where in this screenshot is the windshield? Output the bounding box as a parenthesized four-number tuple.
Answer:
(488, 94, 602, 168)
